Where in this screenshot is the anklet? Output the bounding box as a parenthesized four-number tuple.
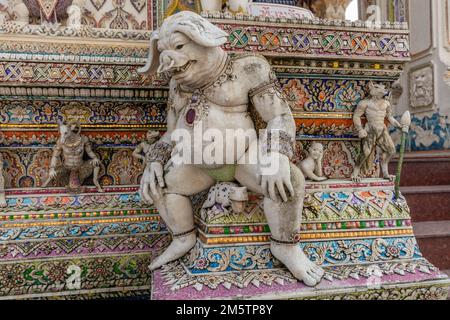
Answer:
(270, 236, 301, 246)
(172, 228, 197, 239)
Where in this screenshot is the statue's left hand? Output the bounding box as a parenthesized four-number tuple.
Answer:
(260, 153, 295, 203)
(91, 158, 101, 166)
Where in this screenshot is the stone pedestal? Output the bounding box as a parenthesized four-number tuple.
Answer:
(151, 179, 450, 300)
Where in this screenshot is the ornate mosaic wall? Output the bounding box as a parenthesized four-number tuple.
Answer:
(0, 12, 408, 188)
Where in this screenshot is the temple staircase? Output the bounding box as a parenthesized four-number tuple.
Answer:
(390, 151, 450, 298)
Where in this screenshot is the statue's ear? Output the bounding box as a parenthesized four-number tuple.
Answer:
(176, 16, 228, 47)
(138, 31, 161, 76)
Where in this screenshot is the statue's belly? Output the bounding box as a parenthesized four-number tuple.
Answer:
(63, 154, 84, 170)
(174, 106, 256, 168)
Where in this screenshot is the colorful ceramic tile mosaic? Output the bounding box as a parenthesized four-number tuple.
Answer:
(0, 1, 448, 301)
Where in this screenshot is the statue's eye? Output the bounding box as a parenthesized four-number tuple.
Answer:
(176, 44, 184, 50)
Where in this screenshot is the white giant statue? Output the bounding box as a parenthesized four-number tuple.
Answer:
(138, 11, 324, 286)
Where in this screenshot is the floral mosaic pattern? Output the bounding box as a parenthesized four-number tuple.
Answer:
(1, 188, 146, 212)
(0, 234, 168, 261)
(390, 112, 450, 152)
(280, 78, 369, 112)
(182, 237, 422, 274)
(0, 147, 149, 188)
(0, 219, 166, 242)
(0, 100, 166, 125)
(0, 254, 153, 297)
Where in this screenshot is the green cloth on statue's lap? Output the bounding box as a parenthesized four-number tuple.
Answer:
(203, 165, 237, 182)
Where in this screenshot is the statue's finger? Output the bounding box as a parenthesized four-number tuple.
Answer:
(276, 180, 288, 202)
(284, 178, 295, 198)
(261, 176, 268, 196)
(268, 181, 278, 203)
(150, 172, 161, 198)
(143, 184, 154, 205)
(156, 174, 165, 188)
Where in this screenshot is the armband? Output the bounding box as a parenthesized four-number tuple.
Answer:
(146, 141, 173, 165)
(263, 130, 295, 161)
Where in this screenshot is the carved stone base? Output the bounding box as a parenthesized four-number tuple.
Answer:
(152, 258, 449, 300)
(151, 179, 450, 300)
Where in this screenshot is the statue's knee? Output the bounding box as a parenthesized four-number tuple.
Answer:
(164, 172, 178, 191)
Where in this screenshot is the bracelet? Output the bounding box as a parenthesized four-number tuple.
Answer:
(270, 234, 301, 246)
(172, 228, 197, 239)
(264, 130, 295, 161)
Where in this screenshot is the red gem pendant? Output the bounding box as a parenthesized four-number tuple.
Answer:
(186, 108, 196, 125)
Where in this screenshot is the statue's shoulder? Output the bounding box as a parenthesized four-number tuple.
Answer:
(231, 53, 269, 64)
(231, 53, 271, 71)
(230, 53, 273, 85)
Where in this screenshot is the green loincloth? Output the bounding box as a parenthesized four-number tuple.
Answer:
(203, 165, 237, 182)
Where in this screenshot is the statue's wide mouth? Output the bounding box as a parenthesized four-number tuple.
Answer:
(168, 60, 195, 77)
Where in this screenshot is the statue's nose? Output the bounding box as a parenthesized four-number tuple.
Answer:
(158, 53, 175, 74)
(162, 55, 172, 65)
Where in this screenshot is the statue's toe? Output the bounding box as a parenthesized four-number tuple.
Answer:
(300, 271, 319, 287)
(312, 264, 325, 277)
(307, 269, 322, 283)
(149, 257, 165, 271)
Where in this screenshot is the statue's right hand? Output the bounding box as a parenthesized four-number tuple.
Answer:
(139, 162, 165, 204)
(49, 168, 57, 179)
(358, 129, 368, 139)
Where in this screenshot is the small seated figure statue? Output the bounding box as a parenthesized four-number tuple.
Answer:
(300, 142, 327, 182)
(42, 120, 104, 193)
(0, 153, 6, 207)
(352, 82, 406, 182)
(132, 130, 161, 165)
(201, 183, 248, 220)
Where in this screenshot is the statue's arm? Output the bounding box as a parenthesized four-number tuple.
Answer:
(84, 138, 100, 161)
(353, 101, 367, 134)
(315, 158, 323, 177)
(248, 57, 296, 161)
(145, 80, 179, 166)
(386, 101, 402, 129)
(246, 56, 297, 202)
(132, 143, 145, 161)
(49, 143, 62, 170)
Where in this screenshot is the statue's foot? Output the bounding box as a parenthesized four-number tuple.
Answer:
(95, 184, 105, 193)
(271, 242, 324, 287)
(149, 232, 197, 271)
(351, 174, 362, 183)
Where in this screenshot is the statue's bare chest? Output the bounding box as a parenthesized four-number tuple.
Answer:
(61, 139, 85, 156)
(365, 100, 389, 117)
(176, 80, 248, 109)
